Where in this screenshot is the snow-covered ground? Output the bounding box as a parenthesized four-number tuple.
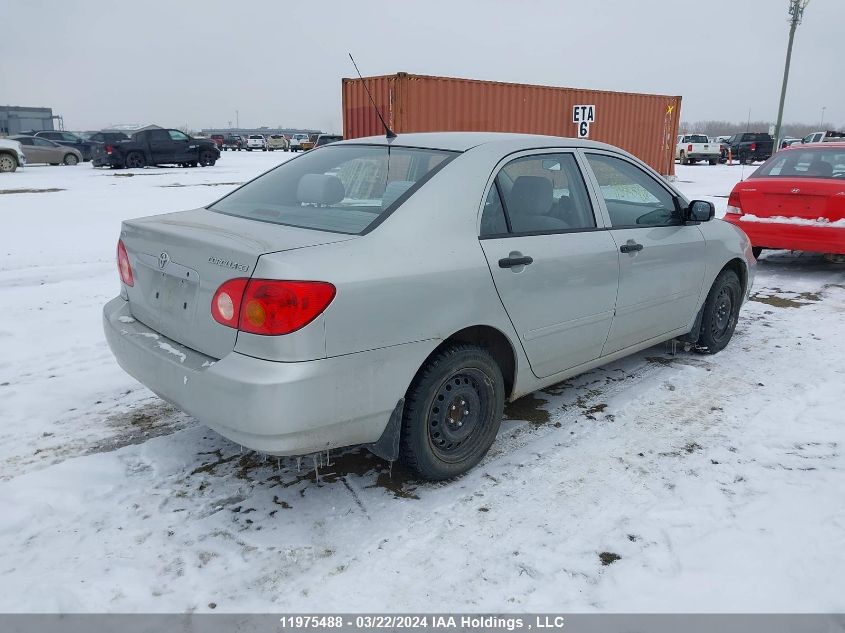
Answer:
(0, 156, 843, 613)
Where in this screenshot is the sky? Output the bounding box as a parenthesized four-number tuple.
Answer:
(2, 0, 841, 133)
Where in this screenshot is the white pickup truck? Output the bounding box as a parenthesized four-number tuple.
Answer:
(676, 134, 720, 165)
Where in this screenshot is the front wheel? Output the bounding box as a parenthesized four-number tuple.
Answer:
(696, 269, 742, 354)
(0, 153, 17, 172)
(399, 344, 504, 481)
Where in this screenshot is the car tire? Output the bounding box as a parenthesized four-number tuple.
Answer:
(199, 151, 216, 167)
(124, 152, 145, 169)
(696, 269, 742, 355)
(0, 153, 18, 173)
(63, 153, 79, 166)
(709, 158, 718, 165)
(399, 343, 504, 481)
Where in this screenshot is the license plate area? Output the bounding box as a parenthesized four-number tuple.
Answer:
(137, 253, 200, 321)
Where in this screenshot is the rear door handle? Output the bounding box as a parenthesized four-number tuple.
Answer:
(619, 242, 644, 253)
(498, 256, 534, 268)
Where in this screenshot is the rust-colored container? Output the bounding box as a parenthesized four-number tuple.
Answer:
(342, 73, 682, 175)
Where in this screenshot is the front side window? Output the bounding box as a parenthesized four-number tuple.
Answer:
(486, 153, 596, 235)
(32, 137, 56, 147)
(211, 144, 455, 234)
(585, 153, 680, 227)
(168, 130, 188, 142)
(61, 133, 79, 142)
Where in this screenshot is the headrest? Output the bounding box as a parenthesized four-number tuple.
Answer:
(297, 174, 345, 205)
(510, 176, 553, 216)
(807, 160, 833, 178)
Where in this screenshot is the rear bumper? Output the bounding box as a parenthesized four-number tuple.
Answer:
(92, 154, 121, 167)
(103, 297, 430, 455)
(725, 215, 845, 255)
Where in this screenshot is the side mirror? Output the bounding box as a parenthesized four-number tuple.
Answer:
(686, 200, 715, 223)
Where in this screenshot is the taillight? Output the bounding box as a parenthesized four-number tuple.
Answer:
(687, 144, 693, 152)
(211, 279, 336, 336)
(750, 142, 757, 152)
(116, 239, 134, 286)
(725, 190, 743, 216)
(105, 144, 113, 154)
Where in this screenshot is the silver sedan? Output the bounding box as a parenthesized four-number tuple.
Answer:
(11, 135, 83, 166)
(103, 133, 755, 480)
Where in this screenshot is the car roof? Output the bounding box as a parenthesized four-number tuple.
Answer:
(334, 131, 621, 153)
(784, 141, 845, 150)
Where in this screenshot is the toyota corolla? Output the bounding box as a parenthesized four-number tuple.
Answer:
(104, 133, 755, 480)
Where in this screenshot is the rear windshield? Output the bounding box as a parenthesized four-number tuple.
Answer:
(754, 148, 845, 179)
(685, 135, 709, 143)
(249, 135, 263, 139)
(210, 144, 456, 234)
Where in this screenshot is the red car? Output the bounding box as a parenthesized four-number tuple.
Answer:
(724, 143, 845, 260)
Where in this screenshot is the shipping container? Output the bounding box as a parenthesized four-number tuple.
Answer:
(342, 73, 682, 175)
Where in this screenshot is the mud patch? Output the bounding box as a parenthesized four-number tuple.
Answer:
(751, 289, 822, 308)
(599, 551, 621, 566)
(505, 393, 550, 424)
(0, 188, 65, 195)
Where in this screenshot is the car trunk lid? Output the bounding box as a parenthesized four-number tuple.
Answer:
(120, 207, 354, 359)
(736, 178, 845, 222)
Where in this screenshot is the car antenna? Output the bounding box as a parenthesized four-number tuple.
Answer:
(348, 53, 396, 139)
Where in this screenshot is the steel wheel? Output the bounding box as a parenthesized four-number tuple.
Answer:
(696, 269, 742, 354)
(427, 368, 496, 464)
(199, 151, 216, 167)
(0, 154, 17, 172)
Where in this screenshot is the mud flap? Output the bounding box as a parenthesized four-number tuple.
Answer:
(679, 301, 705, 346)
(366, 398, 405, 462)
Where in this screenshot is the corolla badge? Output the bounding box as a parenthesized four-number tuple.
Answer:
(158, 252, 170, 269)
(208, 255, 250, 272)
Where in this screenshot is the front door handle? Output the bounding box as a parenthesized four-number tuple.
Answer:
(619, 242, 644, 253)
(498, 255, 534, 268)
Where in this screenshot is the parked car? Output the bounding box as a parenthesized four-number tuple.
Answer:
(103, 132, 755, 480)
(210, 134, 225, 149)
(223, 135, 244, 151)
(778, 137, 801, 149)
(11, 135, 83, 166)
(724, 142, 845, 260)
(267, 134, 289, 151)
(299, 134, 318, 151)
(0, 138, 26, 172)
(91, 128, 220, 168)
(289, 133, 309, 151)
(314, 134, 343, 148)
(802, 130, 845, 144)
(676, 134, 720, 165)
(246, 134, 267, 151)
(724, 133, 774, 164)
(33, 130, 95, 161)
(87, 131, 131, 144)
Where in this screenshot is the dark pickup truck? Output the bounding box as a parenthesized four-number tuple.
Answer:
(92, 128, 220, 168)
(724, 132, 774, 164)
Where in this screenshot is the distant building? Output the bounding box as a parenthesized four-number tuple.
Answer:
(0, 105, 56, 136)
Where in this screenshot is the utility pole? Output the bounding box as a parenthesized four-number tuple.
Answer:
(819, 106, 826, 128)
(773, 0, 810, 148)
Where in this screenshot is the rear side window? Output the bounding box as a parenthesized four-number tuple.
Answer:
(585, 153, 680, 227)
(482, 153, 595, 236)
(210, 145, 456, 234)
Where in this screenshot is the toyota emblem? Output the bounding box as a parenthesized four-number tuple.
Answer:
(158, 252, 170, 269)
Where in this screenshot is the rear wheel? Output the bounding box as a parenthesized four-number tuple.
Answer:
(124, 152, 145, 169)
(63, 153, 79, 166)
(708, 158, 718, 165)
(696, 269, 742, 354)
(399, 344, 504, 481)
(199, 150, 216, 167)
(0, 153, 17, 172)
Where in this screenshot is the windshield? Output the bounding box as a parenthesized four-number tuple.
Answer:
(210, 144, 456, 234)
(754, 148, 845, 179)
